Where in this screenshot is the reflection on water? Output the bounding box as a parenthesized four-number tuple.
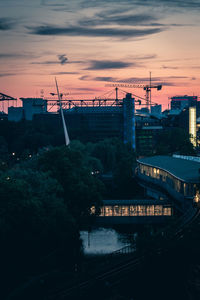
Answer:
(80, 227, 133, 255)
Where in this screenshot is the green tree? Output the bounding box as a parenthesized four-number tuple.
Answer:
(37, 146, 104, 221)
(70, 140, 103, 174)
(0, 136, 9, 170)
(155, 128, 195, 156)
(112, 142, 143, 199)
(0, 167, 81, 296)
(90, 138, 118, 172)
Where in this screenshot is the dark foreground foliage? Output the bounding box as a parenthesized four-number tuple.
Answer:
(0, 137, 142, 298)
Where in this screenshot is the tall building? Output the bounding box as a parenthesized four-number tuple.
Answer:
(63, 106, 124, 142)
(171, 95, 197, 111)
(123, 93, 135, 150)
(6, 93, 165, 153)
(8, 98, 47, 121)
(189, 106, 197, 147)
(135, 114, 163, 155)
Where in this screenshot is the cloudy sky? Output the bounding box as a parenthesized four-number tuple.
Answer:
(1, 0, 200, 108)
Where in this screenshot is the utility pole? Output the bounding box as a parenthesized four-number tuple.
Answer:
(115, 87, 118, 105)
(150, 71, 152, 111)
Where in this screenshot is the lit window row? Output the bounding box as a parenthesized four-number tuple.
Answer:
(93, 205, 172, 217)
(139, 164, 195, 197)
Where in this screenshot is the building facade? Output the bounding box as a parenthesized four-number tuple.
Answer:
(171, 95, 197, 111)
(136, 155, 200, 210)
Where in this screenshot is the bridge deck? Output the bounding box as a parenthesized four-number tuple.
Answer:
(93, 199, 173, 225)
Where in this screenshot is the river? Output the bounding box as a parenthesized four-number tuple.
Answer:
(80, 227, 137, 255)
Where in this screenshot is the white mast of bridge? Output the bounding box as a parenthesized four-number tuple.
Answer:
(55, 77, 70, 146)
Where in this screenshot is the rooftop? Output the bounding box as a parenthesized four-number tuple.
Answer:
(137, 155, 200, 183)
(102, 199, 170, 205)
(64, 106, 122, 114)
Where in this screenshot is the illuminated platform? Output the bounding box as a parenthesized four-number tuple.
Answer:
(136, 155, 200, 210)
(93, 199, 173, 225)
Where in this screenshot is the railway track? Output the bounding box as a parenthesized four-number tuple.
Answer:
(47, 205, 200, 300)
(6, 204, 199, 300)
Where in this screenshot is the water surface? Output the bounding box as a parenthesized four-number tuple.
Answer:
(80, 227, 133, 255)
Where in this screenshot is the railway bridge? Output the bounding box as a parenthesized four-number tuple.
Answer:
(94, 199, 173, 225)
(94, 155, 200, 226)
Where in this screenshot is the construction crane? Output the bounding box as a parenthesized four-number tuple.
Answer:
(0, 93, 17, 112)
(0, 93, 16, 101)
(105, 74, 162, 110)
(106, 83, 162, 110)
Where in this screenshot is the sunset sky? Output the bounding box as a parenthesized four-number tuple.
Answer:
(1, 0, 200, 109)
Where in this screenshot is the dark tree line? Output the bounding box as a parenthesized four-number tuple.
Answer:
(0, 117, 195, 298)
(155, 128, 195, 156)
(0, 135, 141, 298)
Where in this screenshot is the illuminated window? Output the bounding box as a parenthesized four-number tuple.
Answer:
(121, 206, 129, 216)
(189, 107, 197, 147)
(98, 204, 172, 217)
(113, 205, 121, 216)
(154, 205, 162, 216)
(130, 205, 137, 216)
(137, 205, 146, 216)
(104, 206, 113, 216)
(146, 205, 154, 216)
(194, 190, 200, 203)
(163, 207, 172, 216)
(100, 207, 104, 216)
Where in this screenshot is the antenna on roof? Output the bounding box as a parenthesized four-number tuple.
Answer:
(55, 77, 70, 146)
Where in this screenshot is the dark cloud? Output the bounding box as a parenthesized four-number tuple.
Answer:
(134, 54, 157, 60)
(161, 65, 179, 69)
(79, 74, 193, 83)
(79, 75, 135, 82)
(31, 58, 82, 65)
(79, 13, 161, 27)
(93, 76, 118, 82)
(41, 1, 65, 7)
(78, 75, 140, 82)
(0, 53, 24, 59)
(162, 82, 177, 86)
(70, 87, 103, 92)
(51, 71, 79, 75)
(27, 25, 164, 39)
(167, 76, 189, 79)
(31, 61, 58, 65)
(137, 0, 200, 9)
(78, 9, 191, 31)
(80, 0, 200, 10)
(162, 81, 192, 86)
(0, 18, 15, 30)
(0, 73, 17, 77)
(85, 60, 137, 70)
(0, 53, 39, 60)
(120, 75, 191, 82)
(31, 54, 69, 65)
(79, 75, 91, 81)
(58, 54, 68, 65)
